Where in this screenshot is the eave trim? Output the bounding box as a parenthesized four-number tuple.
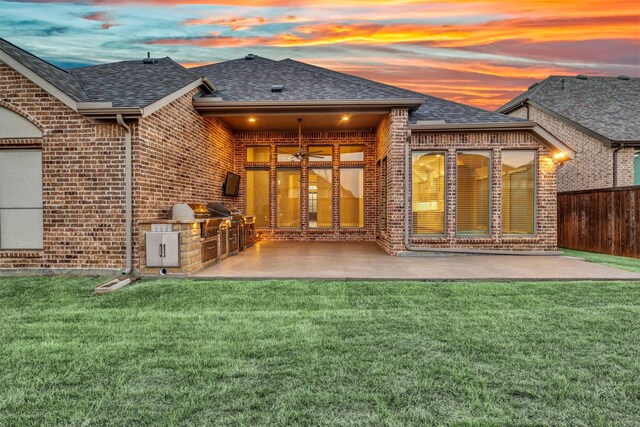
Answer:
(0, 50, 79, 112)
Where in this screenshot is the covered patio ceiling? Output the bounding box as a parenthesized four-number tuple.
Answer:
(216, 112, 385, 131)
(193, 97, 424, 131)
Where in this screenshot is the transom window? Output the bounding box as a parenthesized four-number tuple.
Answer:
(308, 146, 332, 162)
(277, 146, 300, 162)
(340, 145, 365, 162)
(246, 146, 269, 163)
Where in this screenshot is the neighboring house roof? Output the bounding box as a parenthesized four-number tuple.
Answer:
(497, 75, 640, 143)
(69, 58, 203, 108)
(193, 55, 522, 125)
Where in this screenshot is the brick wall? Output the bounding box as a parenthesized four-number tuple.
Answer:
(0, 63, 126, 271)
(509, 105, 634, 191)
(234, 130, 376, 241)
(133, 89, 236, 268)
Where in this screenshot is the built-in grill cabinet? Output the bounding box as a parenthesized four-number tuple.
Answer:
(200, 218, 222, 263)
(243, 216, 256, 248)
(207, 202, 242, 256)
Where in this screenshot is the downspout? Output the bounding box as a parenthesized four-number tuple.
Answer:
(403, 129, 558, 256)
(612, 142, 624, 187)
(116, 114, 133, 275)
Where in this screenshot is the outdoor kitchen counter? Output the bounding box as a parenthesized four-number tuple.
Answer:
(138, 219, 225, 276)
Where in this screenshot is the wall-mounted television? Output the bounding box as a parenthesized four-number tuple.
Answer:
(223, 172, 240, 197)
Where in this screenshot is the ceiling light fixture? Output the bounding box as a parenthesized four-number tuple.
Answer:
(341, 115, 349, 121)
(248, 117, 256, 123)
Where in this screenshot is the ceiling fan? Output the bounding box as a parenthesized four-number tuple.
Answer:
(289, 118, 327, 161)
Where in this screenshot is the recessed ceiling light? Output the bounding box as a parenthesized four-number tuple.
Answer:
(341, 115, 349, 121)
(248, 117, 256, 123)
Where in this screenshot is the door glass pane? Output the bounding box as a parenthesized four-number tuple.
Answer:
(457, 151, 490, 235)
(245, 170, 270, 228)
(308, 146, 332, 162)
(277, 169, 300, 227)
(502, 151, 535, 234)
(0, 149, 42, 208)
(412, 152, 445, 235)
(340, 168, 364, 227)
(308, 169, 332, 228)
(340, 145, 365, 162)
(0, 208, 43, 249)
(277, 146, 300, 162)
(246, 146, 269, 163)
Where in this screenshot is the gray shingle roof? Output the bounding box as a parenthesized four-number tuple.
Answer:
(1, 37, 202, 109)
(194, 56, 522, 125)
(497, 76, 640, 142)
(0, 38, 90, 102)
(68, 58, 201, 108)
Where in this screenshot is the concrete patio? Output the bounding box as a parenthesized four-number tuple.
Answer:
(195, 241, 640, 280)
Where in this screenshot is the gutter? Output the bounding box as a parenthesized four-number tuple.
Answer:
(402, 129, 560, 256)
(193, 98, 425, 115)
(116, 114, 133, 275)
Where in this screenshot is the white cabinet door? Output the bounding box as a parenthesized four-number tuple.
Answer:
(162, 232, 180, 267)
(145, 232, 163, 267)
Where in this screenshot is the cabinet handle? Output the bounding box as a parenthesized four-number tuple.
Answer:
(159, 244, 163, 258)
(207, 246, 215, 250)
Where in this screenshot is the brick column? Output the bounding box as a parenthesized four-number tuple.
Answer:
(384, 108, 409, 254)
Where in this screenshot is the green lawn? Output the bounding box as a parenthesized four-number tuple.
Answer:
(1, 278, 639, 426)
(561, 248, 640, 273)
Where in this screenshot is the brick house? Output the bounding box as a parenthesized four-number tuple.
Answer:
(497, 75, 640, 192)
(0, 38, 573, 275)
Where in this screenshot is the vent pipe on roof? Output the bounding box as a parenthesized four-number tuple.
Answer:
(147, 52, 150, 59)
(576, 74, 588, 80)
(271, 84, 284, 92)
(245, 54, 257, 60)
(561, 78, 565, 90)
(618, 75, 631, 80)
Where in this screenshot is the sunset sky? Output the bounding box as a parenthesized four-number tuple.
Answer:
(1, 0, 639, 109)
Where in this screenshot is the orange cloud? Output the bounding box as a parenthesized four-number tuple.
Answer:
(81, 11, 118, 30)
(150, 14, 639, 49)
(183, 16, 267, 30)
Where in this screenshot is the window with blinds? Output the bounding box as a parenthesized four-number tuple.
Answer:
(245, 169, 270, 228)
(502, 151, 536, 234)
(456, 151, 490, 235)
(412, 151, 445, 235)
(277, 169, 301, 228)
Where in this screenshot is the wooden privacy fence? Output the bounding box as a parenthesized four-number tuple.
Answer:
(557, 186, 639, 258)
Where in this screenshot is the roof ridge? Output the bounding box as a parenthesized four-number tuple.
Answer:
(280, 58, 424, 99)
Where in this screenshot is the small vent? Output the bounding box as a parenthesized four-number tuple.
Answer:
(270, 84, 284, 93)
(528, 82, 540, 90)
(245, 54, 257, 60)
(617, 75, 631, 80)
(143, 58, 158, 64)
(576, 74, 588, 80)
